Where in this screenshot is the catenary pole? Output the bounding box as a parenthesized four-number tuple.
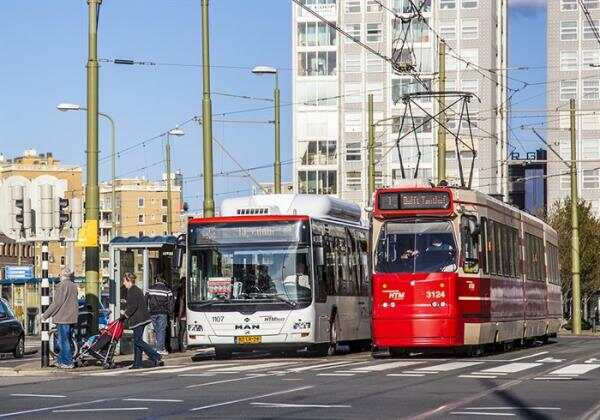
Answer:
(368, 94, 375, 200)
(437, 41, 446, 184)
(570, 98, 582, 335)
(201, 0, 215, 217)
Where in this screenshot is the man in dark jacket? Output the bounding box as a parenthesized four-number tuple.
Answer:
(42, 269, 78, 369)
(121, 272, 163, 369)
(145, 274, 173, 355)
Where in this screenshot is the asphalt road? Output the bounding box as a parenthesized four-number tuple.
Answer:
(1, 337, 599, 419)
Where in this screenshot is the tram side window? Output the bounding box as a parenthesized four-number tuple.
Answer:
(480, 218, 488, 274)
(512, 228, 520, 277)
(460, 215, 480, 274)
(525, 233, 544, 281)
(493, 222, 503, 275)
(358, 239, 370, 296)
(502, 225, 511, 277)
(487, 220, 496, 275)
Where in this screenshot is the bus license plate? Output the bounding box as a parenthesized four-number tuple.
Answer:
(236, 336, 262, 345)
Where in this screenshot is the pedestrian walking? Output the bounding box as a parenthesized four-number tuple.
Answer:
(175, 277, 187, 351)
(41, 268, 78, 369)
(146, 274, 174, 356)
(120, 272, 163, 369)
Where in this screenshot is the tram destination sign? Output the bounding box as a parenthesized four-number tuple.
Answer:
(192, 221, 306, 245)
(378, 191, 451, 211)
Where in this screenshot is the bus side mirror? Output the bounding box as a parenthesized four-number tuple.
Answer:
(315, 246, 324, 266)
(173, 234, 186, 269)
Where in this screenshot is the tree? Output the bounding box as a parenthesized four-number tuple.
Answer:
(548, 199, 600, 311)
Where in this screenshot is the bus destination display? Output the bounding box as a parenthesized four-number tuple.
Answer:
(192, 221, 305, 245)
(378, 191, 451, 211)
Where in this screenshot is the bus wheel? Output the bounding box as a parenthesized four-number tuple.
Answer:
(214, 348, 232, 360)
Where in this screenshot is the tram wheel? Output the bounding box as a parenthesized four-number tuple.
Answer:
(389, 348, 408, 358)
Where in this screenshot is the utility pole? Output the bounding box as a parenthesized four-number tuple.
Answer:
(85, 0, 101, 330)
(201, 0, 215, 217)
(368, 94, 375, 200)
(274, 73, 281, 194)
(437, 41, 447, 184)
(570, 98, 582, 335)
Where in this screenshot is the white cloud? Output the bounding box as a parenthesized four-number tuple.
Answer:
(509, 0, 546, 7)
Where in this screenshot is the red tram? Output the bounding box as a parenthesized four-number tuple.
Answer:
(371, 185, 562, 355)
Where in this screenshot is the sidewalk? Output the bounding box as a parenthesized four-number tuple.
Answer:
(1, 348, 212, 377)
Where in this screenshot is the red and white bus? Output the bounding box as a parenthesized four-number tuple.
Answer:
(371, 185, 562, 355)
(186, 194, 370, 357)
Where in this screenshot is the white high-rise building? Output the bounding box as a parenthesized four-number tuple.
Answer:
(547, 0, 600, 215)
(292, 0, 508, 206)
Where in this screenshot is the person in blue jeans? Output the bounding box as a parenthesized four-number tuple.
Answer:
(121, 273, 163, 369)
(42, 269, 79, 369)
(145, 275, 174, 356)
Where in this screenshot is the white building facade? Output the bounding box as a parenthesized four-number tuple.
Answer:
(292, 0, 508, 206)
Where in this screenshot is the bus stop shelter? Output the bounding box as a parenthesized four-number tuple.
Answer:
(108, 236, 180, 353)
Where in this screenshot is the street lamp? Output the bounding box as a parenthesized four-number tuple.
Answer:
(251, 66, 281, 194)
(165, 127, 185, 235)
(57, 103, 118, 237)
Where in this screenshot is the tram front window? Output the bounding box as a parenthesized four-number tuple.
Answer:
(188, 245, 312, 307)
(376, 220, 457, 273)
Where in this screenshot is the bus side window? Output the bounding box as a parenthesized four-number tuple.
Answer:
(313, 235, 327, 303)
(461, 215, 480, 274)
(324, 235, 337, 296)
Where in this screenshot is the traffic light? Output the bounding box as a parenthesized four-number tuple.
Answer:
(10, 185, 24, 233)
(53, 196, 69, 229)
(15, 198, 24, 225)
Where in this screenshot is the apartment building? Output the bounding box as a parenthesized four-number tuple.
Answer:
(292, 0, 508, 206)
(547, 0, 600, 214)
(98, 178, 183, 278)
(0, 150, 84, 277)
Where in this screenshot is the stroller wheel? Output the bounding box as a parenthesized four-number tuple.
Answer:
(102, 362, 114, 370)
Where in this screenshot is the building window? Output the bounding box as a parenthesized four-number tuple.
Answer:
(366, 23, 383, 43)
(345, 142, 363, 162)
(367, 82, 384, 102)
(439, 20, 456, 40)
(583, 139, 600, 159)
(344, 113, 363, 133)
(138, 214, 145, 224)
(346, 171, 362, 190)
(297, 51, 337, 76)
(162, 214, 168, 223)
(584, 169, 600, 189)
(299, 140, 337, 165)
(60, 256, 65, 266)
(560, 51, 578, 71)
(560, 80, 577, 101)
(297, 170, 337, 194)
(345, 54, 362, 73)
(585, 0, 600, 9)
(138, 197, 144, 207)
(346, 0, 361, 13)
(345, 24, 361, 44)
(584, 19, 600, 41)
(440, 0, 456, 10)
(560, 21, 578, 41)
(367, 0, 381, 12)
(161, 198, 168, 207)
(561, 0, 577, 10)
(344, 82, 362, 103)
(461, 0, 477, 8)
(461, 19, 478, 40)
(583, 79, 600, 100)
(392, 77, 432, 103)
(461, 79, 479, 96)
(366, 56, 384, 72)
(583, 50, 600, 67)
(297, 22, 336, 47)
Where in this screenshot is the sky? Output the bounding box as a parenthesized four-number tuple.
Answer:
(0, 1, 547, 211)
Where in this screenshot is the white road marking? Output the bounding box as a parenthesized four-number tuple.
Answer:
(534, 377, 573, 381)
(141, 363, 232, 375)
(585, 358, 600, 364)
(479, 363, 542, 374)
(187, 374, 273, 388)
(88, 365, 184, 376)
(387, 373, 425, 377)
(209, 361, 296, 372)
(317, 373, 355, 377)
(53, 408, 148, 413)
(459, 375, 498, 379)
(506, 351, 548, 362)
(312, 361, 369, 371)
(10, 394, 66, 398)
(178, 373, 217, 377)
(416, 362, 484, 372)
(536, 357, 564, 363)
(122, 398, 182, 403)
(251, 402, 351, 408)
(451, 412, 515, 416)
(281, 378, 304, 381)
(465, 407, 561, 411)
(190, 386, 313, 411)
(548, 364, 600, 376)
(286, 361, 361, 373)
(0, 398, 109, 418)
(351, 361, 423, 372)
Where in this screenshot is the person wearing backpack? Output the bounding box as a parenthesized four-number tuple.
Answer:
(145, 274, 174, 356)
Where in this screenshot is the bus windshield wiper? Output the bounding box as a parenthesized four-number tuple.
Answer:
(267, 293, 297, 308)
(197, 298, 230, 307)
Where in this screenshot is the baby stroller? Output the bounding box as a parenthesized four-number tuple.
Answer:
(75, 318, 125, 369)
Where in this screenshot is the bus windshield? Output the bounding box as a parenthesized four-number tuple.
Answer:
(188, 244, 312, 306)
(375, 220, 457, 274)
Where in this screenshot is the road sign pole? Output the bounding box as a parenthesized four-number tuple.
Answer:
(41, 241, 50, 368)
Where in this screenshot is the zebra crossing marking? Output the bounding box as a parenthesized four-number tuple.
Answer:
(547, 363, 600, 376)
(350, 361, 423, 372)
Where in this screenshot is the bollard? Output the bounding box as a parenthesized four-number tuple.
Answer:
(41, 241, 50, 367)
